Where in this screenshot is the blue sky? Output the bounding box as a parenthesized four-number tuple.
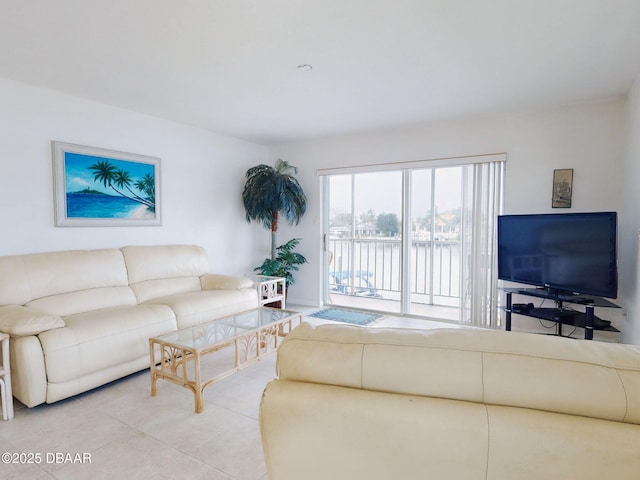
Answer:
(64, 152, 155, 195)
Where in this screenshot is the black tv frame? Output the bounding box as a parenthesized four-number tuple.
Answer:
(497, 211, 618, 300)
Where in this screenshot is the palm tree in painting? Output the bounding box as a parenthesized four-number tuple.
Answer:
(135, 173, 156, 209)
(89, 160, 155, 211)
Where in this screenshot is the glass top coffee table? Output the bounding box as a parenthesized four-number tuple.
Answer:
(149, 307, 302, 413)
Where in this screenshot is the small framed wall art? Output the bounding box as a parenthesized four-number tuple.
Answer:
(52, 141, 161, 226)
(552, 168, 573, 208)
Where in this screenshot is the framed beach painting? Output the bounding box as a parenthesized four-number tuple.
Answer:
(52, 141, 161, 226)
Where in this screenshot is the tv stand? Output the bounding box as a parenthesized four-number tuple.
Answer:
(504, 288, 620, 340)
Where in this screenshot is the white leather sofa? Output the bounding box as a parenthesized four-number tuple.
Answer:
(260, 323, 640, 480)
(0, 245, 258, 408)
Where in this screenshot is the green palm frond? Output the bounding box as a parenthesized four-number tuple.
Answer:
(243, 159, 306, 276)
(113, 169, 132, 188)
(89, 160, 118, 187)
(89, 160, 155, 211)
(254, 238, 308, 287)
(242, 159, 307, 230)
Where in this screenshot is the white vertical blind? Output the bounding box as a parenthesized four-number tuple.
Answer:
(460, 160, 505, 327)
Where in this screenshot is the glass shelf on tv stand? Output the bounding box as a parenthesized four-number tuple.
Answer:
(503, 288, 620, 340)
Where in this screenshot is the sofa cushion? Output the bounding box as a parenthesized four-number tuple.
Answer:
(145, 289, 259, 329)
(129, 276, 203, 304)
(277, 323, 640, 425)
(26, 286, 137, 317)
(121, 244, 209, 283)
(122, 245, 210, 303)
(201, 273, 254, 290)
(38, 304, 177, 384)
(0, 305, 65, 337)
(261, 379, 640, 480)
(260, 380, 491, 480)
(0, 249, 128, 306)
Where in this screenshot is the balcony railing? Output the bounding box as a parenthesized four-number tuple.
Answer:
(328, 237, 462, 306)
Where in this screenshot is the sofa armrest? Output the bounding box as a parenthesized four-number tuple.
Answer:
(0, 304, 65, 337)
(200, 274, 253, 290)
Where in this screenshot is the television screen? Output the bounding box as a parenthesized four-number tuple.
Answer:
(497, 212, 617, 298)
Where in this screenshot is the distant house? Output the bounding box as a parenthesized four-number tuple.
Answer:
(330, 223, 380, 238)
(355, 223, 379, 238)
(412, 213, 460, 241)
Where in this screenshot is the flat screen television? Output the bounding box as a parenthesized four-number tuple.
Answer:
(497, 212, 618, 299)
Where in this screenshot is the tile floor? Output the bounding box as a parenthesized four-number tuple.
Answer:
(0, 307, 454, 480)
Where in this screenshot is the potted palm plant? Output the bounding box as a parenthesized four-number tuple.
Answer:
(242, 159, 308, 287)
(255, 238, 307, 287)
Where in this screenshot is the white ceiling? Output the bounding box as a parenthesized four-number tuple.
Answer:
(1, 0, 640, 145)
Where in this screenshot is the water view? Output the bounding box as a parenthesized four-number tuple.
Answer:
(329, 239, 461, 304)
(327, 168, 467, 319)
(66, 192, 149, 218)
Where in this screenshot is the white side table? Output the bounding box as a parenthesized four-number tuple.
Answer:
(247, 275, 286, 309)
(0, 332, 14, 420)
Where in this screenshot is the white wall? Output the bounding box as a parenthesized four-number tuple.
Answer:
(620, 74, 640, 345)
(0, 78, 268, 275)
(270, 99, 628, 334)
(2, 76, 632, 340)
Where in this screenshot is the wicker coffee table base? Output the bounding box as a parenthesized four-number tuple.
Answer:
(149, 310, 301, 413)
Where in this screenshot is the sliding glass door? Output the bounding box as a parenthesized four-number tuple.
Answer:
(408, 167, 463, 320)
(327, 171, 403, 314)
(322, 155, 505, 325)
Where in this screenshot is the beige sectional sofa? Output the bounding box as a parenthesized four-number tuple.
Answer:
(0, 245, 258, 408)
(260, 323, 640, 480)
